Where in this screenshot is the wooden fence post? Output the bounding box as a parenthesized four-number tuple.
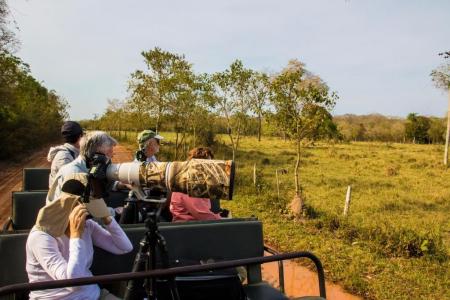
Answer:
(343, 185, 352, 217)
(253, 163, 257, 186)
(276, 169, 280, 199)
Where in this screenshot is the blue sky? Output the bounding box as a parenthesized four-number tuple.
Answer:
(8, 0, 450, 120)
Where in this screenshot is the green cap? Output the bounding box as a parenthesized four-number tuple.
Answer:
(137, 130, 164, 149)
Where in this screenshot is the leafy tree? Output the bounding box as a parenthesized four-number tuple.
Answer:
(188, 73, 217, 148)
(248, 71, 271, 141)
(128, 48, 210, 158)
(301, 104, 340, 141)
(128, 47, 187, 132)
(428, 117, 445, 144)
(269, 59, 337, 216)
(405, 113, 431, 144)
(0, 52, 67, 158)
(212, 60, 253, 160)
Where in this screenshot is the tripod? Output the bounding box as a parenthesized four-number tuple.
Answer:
(123, 194, 180, 300)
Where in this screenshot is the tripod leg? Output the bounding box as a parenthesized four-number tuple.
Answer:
(155, 232, 180, 300)
(124, 236, 151, 300)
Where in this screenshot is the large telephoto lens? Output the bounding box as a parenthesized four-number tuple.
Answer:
(106, 159, 235, 200)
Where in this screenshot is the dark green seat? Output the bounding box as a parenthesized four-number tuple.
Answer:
(22, 168, 50, 191)
(0, 219, 325, 299)
(2, 191, 47, 231)
(92, 219, 279, 300)
(0, 232, 29, 300)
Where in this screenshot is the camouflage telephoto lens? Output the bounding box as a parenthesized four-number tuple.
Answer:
(106, 160, 235, 200)
(140, 160, 235, 200)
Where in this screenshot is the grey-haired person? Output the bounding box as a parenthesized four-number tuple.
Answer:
(47, 121, 84, 187)
(47, 131, 118, 204)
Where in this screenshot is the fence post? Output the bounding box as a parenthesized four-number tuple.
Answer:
(276, 169, 280, 199)
(253, 163, 257, 186)
(343, 185, 352, 217)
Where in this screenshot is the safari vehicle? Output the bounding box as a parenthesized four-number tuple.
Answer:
(0, 168, 327, 300)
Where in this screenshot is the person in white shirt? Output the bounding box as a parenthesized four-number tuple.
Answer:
(47, 121, 84, 187)
(26, 173, 133, 300)
(135, 129, 164, 163)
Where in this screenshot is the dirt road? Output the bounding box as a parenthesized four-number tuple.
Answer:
(0, 144, 360, 300)
(0, 147, 50, 226)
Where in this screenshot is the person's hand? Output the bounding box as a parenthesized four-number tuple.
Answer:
(68, 205, 89, 239)
(102, 216, 112, 225)
(117, 181, 133, 190)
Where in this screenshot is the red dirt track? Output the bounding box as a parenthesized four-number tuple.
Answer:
(0, 147, 50, 226)
(0, 144, 360, 300)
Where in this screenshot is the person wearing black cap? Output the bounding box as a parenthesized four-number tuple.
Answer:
(47, 121, 83, 187)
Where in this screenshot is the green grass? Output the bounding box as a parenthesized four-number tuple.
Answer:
(112, 131, 450, 300)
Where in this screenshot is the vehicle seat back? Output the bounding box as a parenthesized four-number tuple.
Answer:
(22, 168, 50, 191)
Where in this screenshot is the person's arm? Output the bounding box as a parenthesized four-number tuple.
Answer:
(91, 218, 133, 254)
(28, 232, 89, 280)
(182, 195, 221, 221)
(111, 181, 133, 191)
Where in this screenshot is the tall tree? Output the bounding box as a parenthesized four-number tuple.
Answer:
(212, 60, 252, 160)
(128, 47, 188, 132)
(248, 71, 271, 141)
(405, 113, 431, 144)
(430, 52, 450, 165)
(269, 59, 337, 217)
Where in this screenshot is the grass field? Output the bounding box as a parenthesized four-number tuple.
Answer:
(114, 131, 450, 299)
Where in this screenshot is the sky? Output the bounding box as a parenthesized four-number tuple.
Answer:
(8, 0, 450, 120)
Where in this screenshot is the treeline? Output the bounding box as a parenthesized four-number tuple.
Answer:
(81, 47, 445, 150)
(335, 113, 446, 144)
(0, 0, 67, 159)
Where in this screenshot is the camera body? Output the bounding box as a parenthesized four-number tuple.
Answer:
(87, 153, 111, 180)
(83, 152, 111, 201)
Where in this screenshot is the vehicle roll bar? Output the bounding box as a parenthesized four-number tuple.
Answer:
(0, 251, 326, 299)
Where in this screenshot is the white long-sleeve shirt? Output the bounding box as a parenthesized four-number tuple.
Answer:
(26, 218, 133, 300)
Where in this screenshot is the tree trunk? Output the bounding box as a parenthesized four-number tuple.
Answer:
(289, 137, 304, 217)
(183, 132, 187, 159)
(175, 131, 179, 160)
(257, 113, 262, 142)
(156, 114, 160, 133)
(444, 89, 450, 166)
(294, 139, 301, 197)
(193, 126, 196, 148)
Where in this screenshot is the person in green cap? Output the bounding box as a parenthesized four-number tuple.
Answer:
(135, 129, 164, 162)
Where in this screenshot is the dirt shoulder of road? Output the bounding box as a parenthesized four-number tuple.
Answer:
(0, 146, 51, 225)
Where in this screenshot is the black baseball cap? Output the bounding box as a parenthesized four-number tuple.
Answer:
(61, 121, 83, 143)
